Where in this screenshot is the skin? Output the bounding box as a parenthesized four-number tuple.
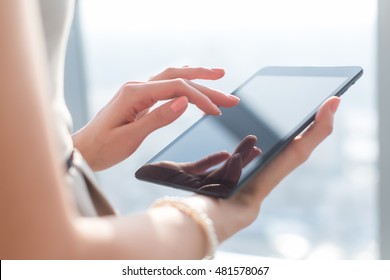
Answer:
(0, 0, 340, 259)
(72, 67, 240, 171)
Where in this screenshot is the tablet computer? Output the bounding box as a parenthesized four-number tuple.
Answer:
(135, 66, 363, 198)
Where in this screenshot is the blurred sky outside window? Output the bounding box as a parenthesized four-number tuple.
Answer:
(77, 0, 378, 259)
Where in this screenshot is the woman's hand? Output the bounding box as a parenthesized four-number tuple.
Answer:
(185, 96, 341, 243)
(72, 67, 239, 171)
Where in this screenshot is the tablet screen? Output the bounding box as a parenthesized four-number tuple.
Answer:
(135, 66, 362, 198)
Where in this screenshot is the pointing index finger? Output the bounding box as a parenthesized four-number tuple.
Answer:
(149, 67, 225, 81)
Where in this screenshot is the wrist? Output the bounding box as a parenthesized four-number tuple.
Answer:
(152, 196, 219, 259)
(183, 196, 232, 243)
(72, 129, 97, 170)
(185, 194, 262, 242)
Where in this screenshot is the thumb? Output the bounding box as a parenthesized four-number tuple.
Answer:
(132, 96, 189, 139)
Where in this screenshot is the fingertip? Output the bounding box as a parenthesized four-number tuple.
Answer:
(253, 146, 262, 156)
(227, 94, 240, 103)
(170, 96, 189, 113)
(330, 96, 341, 113)
(316, 96, 340, 122)
(211, 67, 225, 73)
(209, 106, 222, 116)
(324, 96, 340, 113)
(245, 134, 257, 142)
(209, 68, 225, 79)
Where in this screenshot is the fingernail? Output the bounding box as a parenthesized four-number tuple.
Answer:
(330, 99, 340, 113)
(211, 104, 222, 115)
(211, 68, 225, 75)
(227, 94, 240, 102)
(170, 97, 188, 113)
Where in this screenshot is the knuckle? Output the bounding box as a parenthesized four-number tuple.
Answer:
(122, 82, 134, 91)
(163, 67, 177, 76)
(173, 77, 189, 87)
(195, 66, 207, 72)
(122, 82, 141, 95)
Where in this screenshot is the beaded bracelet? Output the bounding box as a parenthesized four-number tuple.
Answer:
(151, 196, 219, 260)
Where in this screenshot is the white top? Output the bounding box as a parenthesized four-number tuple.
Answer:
(38, 0, 116, 216)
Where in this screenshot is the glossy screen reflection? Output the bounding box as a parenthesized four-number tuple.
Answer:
(136, 70, 353, 198)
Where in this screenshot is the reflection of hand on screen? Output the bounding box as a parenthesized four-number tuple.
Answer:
(136, 135, 261, 195)
(198, 135, 261, 194)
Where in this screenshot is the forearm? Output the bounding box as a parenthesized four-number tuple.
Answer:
(0, 0, 79, 259)
(65, 194, 256, 259)
(74, 207, 209, 259)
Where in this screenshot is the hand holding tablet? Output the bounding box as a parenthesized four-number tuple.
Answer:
(136, 66, 363, 198)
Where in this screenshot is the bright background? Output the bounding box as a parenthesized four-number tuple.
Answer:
(76, 0, 378, 259)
